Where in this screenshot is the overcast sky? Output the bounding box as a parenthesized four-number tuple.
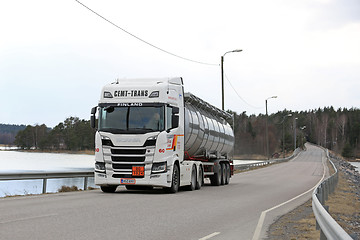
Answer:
(1, 0, 360, 127)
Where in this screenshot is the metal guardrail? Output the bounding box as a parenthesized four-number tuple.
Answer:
(233, 148, 301, 171)
(312, 150, 352, 240)
(0, 171, 94, 194)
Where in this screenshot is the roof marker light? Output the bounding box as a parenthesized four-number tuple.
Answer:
(104, 91, 113, 98)
(149, 91, 159, 98)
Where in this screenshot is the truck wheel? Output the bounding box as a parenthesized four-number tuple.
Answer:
(210, 164, 221, 186)
(221, 163, 226, 185)
(100, 185, 117, 193)
(225, 163, 230, 185)
(195, 166, 203, 190)
(187, 165, 197, 191)
(165, 164, 179, 193)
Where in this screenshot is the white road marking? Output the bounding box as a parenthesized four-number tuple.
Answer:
(199, 232, 221, 240)
(0, 214, 58, 224)
(252, 151, 327, 240)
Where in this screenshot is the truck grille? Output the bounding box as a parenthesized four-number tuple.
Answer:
(112, 156, 146, 162)
(111, 149, 146, 155)
(104, 145, 154, 178)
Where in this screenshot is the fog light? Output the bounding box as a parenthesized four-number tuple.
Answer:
(95, 162, 106, 172)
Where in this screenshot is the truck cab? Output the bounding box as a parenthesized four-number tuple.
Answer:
(91, 78, 189, 193)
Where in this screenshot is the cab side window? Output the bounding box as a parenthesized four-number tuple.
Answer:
(166, 106, 173, 130)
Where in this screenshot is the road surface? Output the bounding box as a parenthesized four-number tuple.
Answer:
(0, 144, 326, 240)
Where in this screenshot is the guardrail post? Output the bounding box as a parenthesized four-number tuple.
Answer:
(324, 182, 328, 201)
(84, 177, 88, 190)
(42, 178, 47, 194)
(319, 186, 325, 205)
(330, 177, 335, 194)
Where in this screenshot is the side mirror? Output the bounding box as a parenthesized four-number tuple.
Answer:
(91, 106, 97, 115)
(90, 115, 96, 129)
(90, 107, 97, 129)
(172, 115, 179, 129)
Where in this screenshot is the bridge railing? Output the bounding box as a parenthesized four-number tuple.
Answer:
(0, 171, 94, 194)
(312, 150, 352, 240)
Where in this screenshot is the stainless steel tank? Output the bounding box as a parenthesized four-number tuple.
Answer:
(183, 93, 234, 158)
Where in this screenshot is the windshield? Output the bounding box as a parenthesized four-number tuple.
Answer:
(99, 105, 165, 134)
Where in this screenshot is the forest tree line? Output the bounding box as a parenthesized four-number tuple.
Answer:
(7, 106, 360, 158)
(231, 107, 360, 159)
(13, 117, 95, 151)
(0, 124, 26, 145)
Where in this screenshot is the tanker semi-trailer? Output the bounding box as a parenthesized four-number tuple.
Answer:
(90, 77, 235, 193)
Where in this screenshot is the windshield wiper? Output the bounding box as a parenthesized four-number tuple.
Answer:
(128, 128, 156, 133)
(100, 128, 126, 133)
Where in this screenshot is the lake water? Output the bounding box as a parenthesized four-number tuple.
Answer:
(0, 151, 95, 197)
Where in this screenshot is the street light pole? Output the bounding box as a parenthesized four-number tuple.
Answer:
(221, 49, 242, 110)
(294, 117, 298, 150)
(282, 114, 292, 158)
(300, 126, 306, 149)
(265, 96, 277, 160)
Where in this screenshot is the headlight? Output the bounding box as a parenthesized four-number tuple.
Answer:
(95, 162, 106, 172)
(101, 135, 113, 146)
(144, 135, 157, 147)
(151, 162, 167, 173)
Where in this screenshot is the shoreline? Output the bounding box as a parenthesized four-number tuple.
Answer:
(18, 149, 94, 155)
(0, 146, 94, 155)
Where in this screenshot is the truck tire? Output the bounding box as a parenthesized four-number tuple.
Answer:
(210, 164, 222, 186)
(195, 166, 203, 190)
(221, 163, 226, 185)
(100, 185, 118, 193)
(165, 164, 179, 193)
(225, 163, 230, 185)
(186, 165, 197, 191)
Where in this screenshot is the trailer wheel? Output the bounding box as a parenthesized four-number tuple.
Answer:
(225, 163, 230, 185)
(221, 163, 226, 185)
(210, 164, 221, 186)
(100, 185, 118, 193)
(187, 165, 197, 191)
(165, 164, 179, 193)
(195, 166, 203, 190)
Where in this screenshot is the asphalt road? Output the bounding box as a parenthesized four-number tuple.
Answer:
(0, 144, 326, 240)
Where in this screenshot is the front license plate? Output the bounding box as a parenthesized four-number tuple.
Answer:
(120, 178, 136, 184)
(132, 166, 144, 177)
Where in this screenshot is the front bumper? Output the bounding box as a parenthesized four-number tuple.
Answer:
(95, 169, 171, 188)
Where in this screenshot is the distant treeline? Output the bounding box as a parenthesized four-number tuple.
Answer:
(0, 124, 26, 145)
(231, 107, 360, 159)
(9, 107, 360, 158)
(14, 117, 95, 151)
